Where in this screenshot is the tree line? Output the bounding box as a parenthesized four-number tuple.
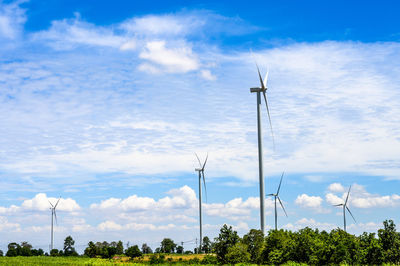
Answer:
(1, 219, 399, 264)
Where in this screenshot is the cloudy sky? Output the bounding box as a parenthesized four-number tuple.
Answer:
(1, 0, 400, 253)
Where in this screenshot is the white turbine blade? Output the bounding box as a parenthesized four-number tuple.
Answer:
(345, 186, 351, 206)
(54, 197, 61, 209)
(277, 197, 288, 217)
(54, 210, 58, 225)
(277, 172, 284, 195)
(262, 91, 275, 149)
(195, 153, 202, 168)
(48, 200, 54, 208)
(346, 206, 356, 223)
(333, 204, 343, 207)
(202, 153, 208, 170)
(266, 193, 275, 196)
(263, 69, 269, 88)
(250, 49, 266, 90)
(202, 171, 208, 202)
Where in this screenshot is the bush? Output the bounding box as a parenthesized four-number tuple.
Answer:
(225, 242, 250, 264)
(201, 254, 218, 264)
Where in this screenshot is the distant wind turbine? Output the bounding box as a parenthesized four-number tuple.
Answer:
(49, 197, 60, 251)
(250, 55, 275, 234)
(333, 186, 356, 232)
(195, 153, 208, 254)
(267, 172, 288, 230)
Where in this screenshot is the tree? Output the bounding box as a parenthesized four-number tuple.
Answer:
(50, 249, 59, 256)
(160, 238, 176, 253)
(142, 243, 152, 254)
(6, 242, 21, 257)
(242, 229, 264, 263)
(213, 224, 240, 264)
(20, 241, 32, 256)
(378, 219, 400, 263)
(225, 242, 251, 264)
(201, 236, 212, 253)
(0, 250, 3, 256)
(116, 241, 124, 255)
(125, 245, 142, 259)
(176, 245, 183, 254)
(84, 241, 97, 258)
(63, 236, 78, 256)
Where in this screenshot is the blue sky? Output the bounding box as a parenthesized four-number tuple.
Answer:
(1, 0, 400, 253)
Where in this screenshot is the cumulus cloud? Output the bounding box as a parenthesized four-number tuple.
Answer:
(325, 183, 400, 208)
(328, 183, 345, 192)
(295, 194, 328, 213)
(90, 185, 196, 212)
(21, 193, 81, 212)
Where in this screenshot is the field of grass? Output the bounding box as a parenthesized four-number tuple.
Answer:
(0, 254, 211, 265)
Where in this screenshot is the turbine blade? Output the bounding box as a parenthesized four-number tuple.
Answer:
(266, 193, 274, 196)
(263, 69, 269, 88)
(277, 171, 284, 195)
(345, 186, 351, 206)
(262, 91, 275, 149)
(195, 153, 202, 168)
(202, 171, 207, 202)
(346, 206, 356, 223)
(48, 200, 54, 208)
(249, 49, 266, 90)
(256, 64, 266, 90)
(54, 210, 58, 225)
(333, 204, 343, 206)
(277, 197, 288, 217)
(202, 153, 208, 170)
(54, 197, 61, 209)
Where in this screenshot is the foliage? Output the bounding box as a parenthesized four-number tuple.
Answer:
(160, 238, 177, 253)
(63, 236, 78, 256)
(213, 224, 240, 264)
(242, 229, 264, 263)
(225, 242, 250, 264)
(201, 236, 212, 253)
(176, 245, 184, 254)
(149, 253, 165, 264)
(125, 245, 142, 259)
(200, 254, 218, 264)
(141, 243, 152, 254)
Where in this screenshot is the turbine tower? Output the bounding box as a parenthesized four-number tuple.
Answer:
(267, 172, 288, 230)
(333, 186, 356, 232)
(49, 197, 60, 251)
(195, 153, 208, 254)
(250, 61, 274, 234)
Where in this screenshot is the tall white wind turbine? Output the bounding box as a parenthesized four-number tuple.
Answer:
(250, 59, 275, 234)
(333, 186, 356, 232)
(49, 197, 60, 251)
(195, 153, 208, 254)
(267, 172, 288, 230)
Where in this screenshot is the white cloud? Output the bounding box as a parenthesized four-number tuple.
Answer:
(21, 193, 81, 212)
(295, 194, 325, 212)
(328, 183, 345, 192)
(139, 40, 199, 73)
(32, 15, 127, 50)
(0, 0, 26, 40)
(326, 183, 400, 209)
(200, 69, 216, 80)
(0, 216, 20, 232)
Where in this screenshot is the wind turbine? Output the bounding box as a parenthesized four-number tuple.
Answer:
(250, 58, 274, 234)
(267, 172, 288, 230)
(195, 153, 208, 254)
(49, 197, 60, 251)
(333, 186, 356, 232)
